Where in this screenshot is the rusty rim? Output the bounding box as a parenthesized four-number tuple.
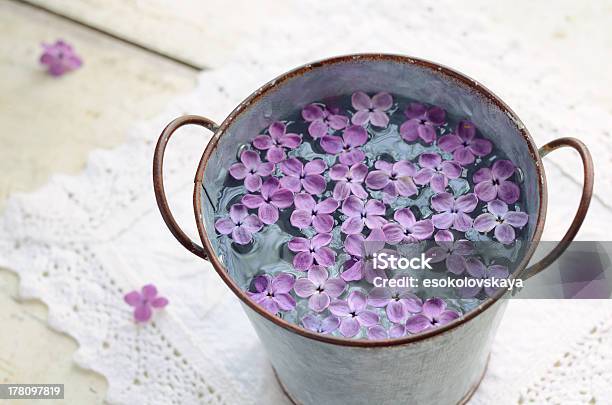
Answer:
(192, 53, 547, 347)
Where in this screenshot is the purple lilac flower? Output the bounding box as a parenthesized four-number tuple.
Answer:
(473, 200, 528, 244)
(329, 291, 380, 337)
(279, 158, 327, 195)
(368, 282, 422, 324)
(241, 177, 293, 225)
(229, 150, 274, 192)
(414, 153, 462, 193)
(340, 196, 387, 234)
(124, 284, 168, 323)
(214, 204, 263, 245)
(426, 237, 475, 275)
(459, 258, 510, 298)
(301, 313, 340, 334)
(329, 163, 369, 201)
(252, 122, 302, 163)
(438, 120, 493, 165)
(320, 125, 368, 165)
(288, 233, 336, 271)
(473, 160, 520, 204)
(365, 160, 418, 201)
(350, 91, 394, 128)
(382, 208, 434, 244)
(40, 40, 82, 76)
(431, 192, 478, 232)
(290, 193, 339, 233)
(405, 297, 460, 334)
(399, 103, 446, 144)
(341, 229, 388, 283)
(294, 266, 346, 312)
(301, 104, 349, 139)
(247, 273, 296, 314)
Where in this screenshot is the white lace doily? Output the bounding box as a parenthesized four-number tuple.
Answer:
(1, 1, 611, 404)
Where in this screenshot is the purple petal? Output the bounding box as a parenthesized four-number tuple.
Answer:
(434, 230, 454, 242)
(321, 315, 340, 333)
(293, 252, 314, 270)
(386, 300, 408, 323)
(301, 314, 320, 332)
(313, 247, 336, 267)
(215, 218, 235, 235)
(473, 167, 493, 184)
(342, 196, 364, 217)
(469, 139, 493, 157)
(244, 174, 262, 192)
(316, 198, 339, 214)
(453, 147, 475, 165)
(404, 102, 427, 119)
(294, 193, 315, 210)
(304, 159, 326, 175)
(302, 104, 324, 121)
(309, 293, 331, 312)
(351, 91, 371, 110)
(341, 260, 364, 281)
(357, 310, 379, 327)
(339, 149, 365, 166)
(504, 211, 528, 228)
(492, 160, 515, 180)
(452, 212, 473, 232)
(134, 305, 152, 322)
(365, 170, 389, 190)
(382, 223, 405, 244)
(260, 298, 280, 314)
(312, 214, 334, 233)
(229, 163, 247, 180)
(280, 158, 303, 177)
(365, 200, 386, 216)
(333, 181, 350, 201)
(405, 314, 431, 334)
(280, 134, 302, 149)
(372, 92, 393, 110)
(329, 164, 349, 180)
(367, 287, 391, 307)
(394, 208, 416, 227)
(455, 193, 478, 213)
(339, 317, 361, 337)
(437, 310, 460, 325)
(430, 173, 448, 193)
(446, 254, 467, 275)
(488, 199, 509, 217)
(124, 291, 141, 307)
(422, 297, 446, 318)
(272, 273, 295, 293)
(465, 257, 486, 278)
(279, 176, 301, 192)
(474, 181, 497, 202)
(241, 215, 263, 233)
(312, 233, 332, 249)
(432, 212, 454, 229)
(441, 161, 462, 179)
(344, 234, 365, 257)
(274, 293, 296, 311)
(268, 121, 286, 139)
(341, 217, 365, 234)
(252, 135, 272, 150)
(343, 125, 368, 147)
(438, 134, 462, 152)
(411, 219, 434, 240)
(495, 223, 516, 244)
(151, 297, 168, 308)
(431, 192, 454, 212)
(364, 215, 387, 230)
(240, 150, 261, 169)
(256, 161, 274, 176)
(329, 299, 351, 317)
(302, 175, 326, 195)
(367, 325, 388, 340)
(324, 278, 346, 298)
(260, 177, 279, 200)
(294, 278, 316, 297)
(309, 120, 328, 139)
(232, 227, 253, 245)
(350, 163, 368, 181)
(320, 135, 343, 154)
(426, 106, 446, 125)
(350, 183, 368, 199)
(414, 168, 435, 186)
(418, 153, 441, 169)
(395, 177, 418, 197)
(369, 111, 389, 128)
(389, 324, 406, 338)
(399, 120, 419, 142)
(453, 240, 475, 256)
(417, 125, 436, 143)
(348, 291, 367, 313)
(456, 120, 476, 141)
(307, 266, 328, 285)
(351, 110, 370, 126)
(498, 181, 520, 204)
(328, 114, 349, 130)
(229, 204, 248, 223)
(258, 203, 278, 224)
(474, 213, 496, 232)
(265, 147, 285, 164)
(288, 237, 310, 252)
(393, 161, 417, 176)
(270, 189, 293, 209)
(241, 194, 264, 209)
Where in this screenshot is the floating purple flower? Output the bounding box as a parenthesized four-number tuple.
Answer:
(473, 200, 528, 244)
(340, 196, 387, 234)
(214, 204, 263, 245)
(438, 120, 493, 165)
(426, 237, 474, 275)
(279, 158, 327, 195)
(368, 282, 422, 324)
(124, 284, 168, 323)
(320, 125, 368, 165)
(405, 298, 460, 333)
(431, 192, 478, 232)
(329, 291, 380, 337)
(414, 153, 462, 193)
(473, 160, 520, 204)
(382, 208, 434, 244)
(252, 122, 302, 163)
(241, 177, 293, 225)
(288, 233, 336, 271)
(302, 104, 349, 139)
(399, 103, 446, 144)
(365, 160, 418, 201)
(350, 91, 393, 128)
(301, 314, 340, 334)
(329, 163, 369, 201)
(294, 266, 346, 312)
(247, 273, 296, 314)
(229, 150, 274, 192)
(290, 193, 339, 233)
(459, 258, 510, 298)
(341, 229, 388, 283)
(40, 40, 82, 76)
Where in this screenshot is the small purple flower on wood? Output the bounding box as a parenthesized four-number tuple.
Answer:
(40, 40, 82, 76)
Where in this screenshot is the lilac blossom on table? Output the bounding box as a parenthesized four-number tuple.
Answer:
(301, 314, 340, 334)
(431, 192, 478, 232)
(414, 153, 462, 193)
(368, 282, 422, 324)
(124, 284, 168, 323)
(438, 120, 493, 165)
(229, 150, 274, 192)
(405, 297, 461, 334)
(473, 160, 520, 204)
(214, 204, 263, 245)
(329, 163, 369, 201)
(341, 229, 388, 283)
(382, 208, 434, 244)
(473, 199, 528, 244)
(301, 104, 349, 139)
(40, 39, 82, 76)
(365, 160, 418, 201)
(320, 125, 368, 165)
(279, 158, 327, 195)
(399, 103, 446, 144)
(247, 273, 296, 314)
(329, 291, 380, 337)
(241, 177, 293, 225)
(294, 266, 346, 312)
(350, 91, 394, 128)
(288, 233, 336, 271)
(340, 196, 387, 234)
(290, 193, 339, 233)
(426, 237, 475, 275)
(252, 122, 302, 163)
(459, 258, 510, 298)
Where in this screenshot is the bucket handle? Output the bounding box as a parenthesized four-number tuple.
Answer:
(523, 137, 594, 279)
(153, 115, 219, 260)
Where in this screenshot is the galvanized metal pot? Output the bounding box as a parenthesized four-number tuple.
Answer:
(153, 54, 594, 405)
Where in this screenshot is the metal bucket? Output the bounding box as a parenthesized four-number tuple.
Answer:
(153, 54, 594, 404)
